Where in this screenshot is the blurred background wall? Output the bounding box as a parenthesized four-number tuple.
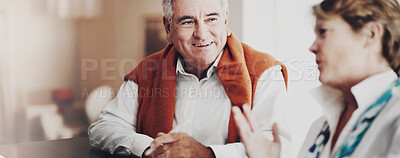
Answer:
(0, 0, 322, 156)
(1, 0, 81, 144)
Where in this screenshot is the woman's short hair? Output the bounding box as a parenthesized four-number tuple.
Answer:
(313, 0, 400, 75)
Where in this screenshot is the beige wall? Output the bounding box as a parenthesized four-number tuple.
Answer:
(78, 0, 163, 98)
(0, 0, 9, 144)
(0, 0, 79, 143)
(12, 3, 78, 105)
(228, 0, 243, 40)
(78, 0, 118, 98)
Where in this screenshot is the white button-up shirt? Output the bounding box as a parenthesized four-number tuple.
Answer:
(89, 52, 291, 158)
(298, 70, 400, 158)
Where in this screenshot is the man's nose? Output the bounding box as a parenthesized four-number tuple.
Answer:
(193, 22, 208, 40)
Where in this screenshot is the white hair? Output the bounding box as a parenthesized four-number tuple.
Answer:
(162, 0, 229, 24)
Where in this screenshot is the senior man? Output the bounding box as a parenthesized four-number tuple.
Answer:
(88, 0, 291, 157)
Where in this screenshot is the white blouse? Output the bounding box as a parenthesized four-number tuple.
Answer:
(299, 70, 400, 158)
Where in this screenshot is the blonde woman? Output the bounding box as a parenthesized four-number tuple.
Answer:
(233, 0, 400, 157)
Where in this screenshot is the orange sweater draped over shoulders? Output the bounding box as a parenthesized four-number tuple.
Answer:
(125, 33, 288, 143)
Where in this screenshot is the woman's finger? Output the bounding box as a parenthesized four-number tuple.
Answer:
(242, 104, 260, 131)
(232, 106, 252, 140)
(272, 123, 280, 143)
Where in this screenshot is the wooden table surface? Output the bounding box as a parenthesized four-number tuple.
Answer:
(0, 137, 139, 158)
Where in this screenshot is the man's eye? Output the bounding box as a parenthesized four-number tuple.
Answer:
(208, 18, 217, 21)
(206, 18, 218, 23)
(181, 21, 193, 25)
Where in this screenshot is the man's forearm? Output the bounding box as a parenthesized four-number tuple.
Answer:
(88, 118, 153, 156)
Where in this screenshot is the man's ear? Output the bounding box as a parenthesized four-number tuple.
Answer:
(224, 11, 231, 36)
(225, 11, 229, 25)
(163, 17, 172, 43)
(363, 21, 384, 47)
(227, 27, 232, 37)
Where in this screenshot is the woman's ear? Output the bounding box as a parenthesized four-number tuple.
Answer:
(163, 17, 172, 43)
(364, 21, 384, 46)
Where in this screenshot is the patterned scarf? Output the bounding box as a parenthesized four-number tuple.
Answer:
(307, 77, 400, 158)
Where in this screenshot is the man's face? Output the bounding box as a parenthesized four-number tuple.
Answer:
(165, 0, 228, 69)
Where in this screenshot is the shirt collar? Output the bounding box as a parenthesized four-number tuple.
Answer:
(311, 70, 398, 128)
(310, 84, 343, 128)
(176, 49, 224, 78)
(351, 70, 398, 112)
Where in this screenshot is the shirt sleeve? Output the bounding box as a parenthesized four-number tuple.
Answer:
(209, 65, 292, 158)
(88, 81, 153, 157)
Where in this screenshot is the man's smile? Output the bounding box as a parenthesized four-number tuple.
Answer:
(192, 41, 214, 47)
